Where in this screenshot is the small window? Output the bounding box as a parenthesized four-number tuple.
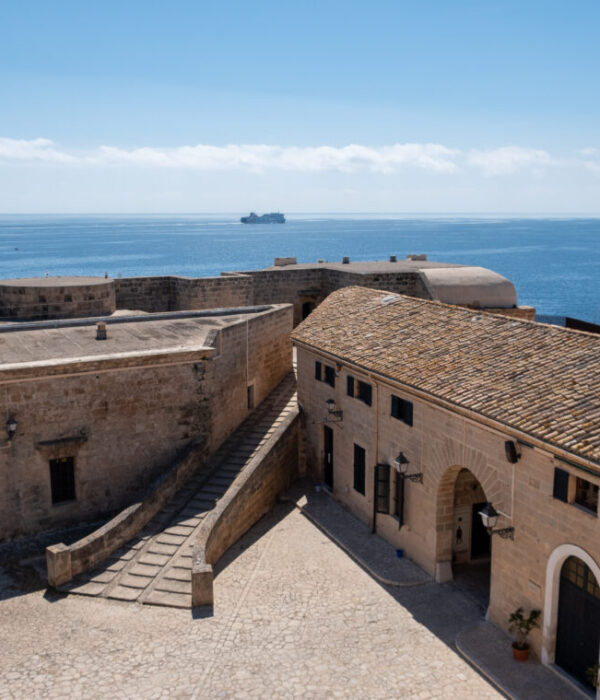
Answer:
(353, 444, 366, 495)
(324, 365, 336, 388)
(574, 477, 598, 514)
(375, 463, 390, 514)
(50, 457, 76, 504)
(247, 385, 255, 410)
(553, 467, 570, 503)
(357, 380, 372, 406)
(391, 395, 413, 426)
(347, 376, 354, 397)
(394, 470, 404, 524)
(315, 361, 322, 381)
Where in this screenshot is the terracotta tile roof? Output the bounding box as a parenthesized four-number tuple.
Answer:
(291, 286, 600, 466)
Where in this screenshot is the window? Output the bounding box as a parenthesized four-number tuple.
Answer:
(553, 467, 570, 503)
(394, 470, 404, 524)
(50, 457, 76, 504)
(347, 375, 372, 406)
(353, 444, 366, 495)
(375, 463, 390, 514)
(324, 365, 336, 388)
(315, 360, 335, 387)
(575, 477, 598, 514)
(247, 385, 255, 410)
(391, 395, 413, 426)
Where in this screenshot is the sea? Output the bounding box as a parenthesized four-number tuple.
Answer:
(0, 214, 599, 324)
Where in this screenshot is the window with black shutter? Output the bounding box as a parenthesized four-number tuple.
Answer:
(357, 380, 372, 406)
(391, 394, 413, 426)
(50, 457, 76, 504)
(553, 467, 570, 503)
(324, 365, 336, 388)
(315, 361, 322, 381)
(353, 444, 366, 495)
(375, 463, 390, 514)
(347, 376, 354, 397)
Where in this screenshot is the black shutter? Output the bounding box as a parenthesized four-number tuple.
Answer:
(402, 401, 413, 426)
(391, 395, 400, 418)
(375, 464, 390, 514)
(315, 361, 322, 381)
(363, 383, 372, 406)
(353, 444, 366, 495)
(347, 375, 354, 397)
(553, 467, 570, 502)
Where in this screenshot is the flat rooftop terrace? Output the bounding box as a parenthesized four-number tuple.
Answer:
(0, 306, 275, 366)
(257, 259, 463, 274)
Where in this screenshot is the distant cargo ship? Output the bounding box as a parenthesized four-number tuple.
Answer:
(241, 212, 286, 224)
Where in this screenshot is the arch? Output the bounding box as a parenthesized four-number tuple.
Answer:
(434, 462, 504, 582)
(542, 543, 600, 667)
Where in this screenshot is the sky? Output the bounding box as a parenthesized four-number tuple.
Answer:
(1, 1, 599, 214)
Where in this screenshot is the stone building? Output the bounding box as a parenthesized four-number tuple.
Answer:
(292, 286, 600, 692)
(0, 304, 292, 540)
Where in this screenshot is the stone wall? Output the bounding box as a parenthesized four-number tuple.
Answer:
(295, 343, 600, 665)
(0, 279, 116, 320)
(0, 305, 292, 540)
(192, 409, 300, 606)
(174, 275, 253, 311)
(114, 277, 174, 312)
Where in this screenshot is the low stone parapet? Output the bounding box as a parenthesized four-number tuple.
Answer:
(46, 440, 205, 587)
(192, 409, 300, 607)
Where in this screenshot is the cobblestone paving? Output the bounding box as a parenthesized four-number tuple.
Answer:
(58, 373, 297, 608)
(0, 503, 500, 699)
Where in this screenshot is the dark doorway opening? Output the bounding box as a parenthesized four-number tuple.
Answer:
(302, 301, 315, 320)
(471, 502, 491, 560)
(323, 425, 334, 490)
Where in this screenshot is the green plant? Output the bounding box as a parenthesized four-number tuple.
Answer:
(586, 663, 600, 689)
(508, 607, 541, 650)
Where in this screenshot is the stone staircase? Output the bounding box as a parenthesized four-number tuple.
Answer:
(58, 372, 298, 608)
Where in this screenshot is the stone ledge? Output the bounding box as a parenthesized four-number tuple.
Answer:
(191, 408, 300, 607)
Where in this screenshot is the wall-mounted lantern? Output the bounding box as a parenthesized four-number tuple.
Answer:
(478, 502, 515, 540)
(392, 452, 423, 530)
(6, 417, 17, 441)
(325, 399, 343, 422)
(393, 452, 423, 483)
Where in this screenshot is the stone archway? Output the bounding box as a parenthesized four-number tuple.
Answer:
(542, 543, 600, 688)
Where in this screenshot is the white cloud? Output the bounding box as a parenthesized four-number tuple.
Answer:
(0, 137, 77, 164)
(467, 146, 555, 176)
(1, 137, 598, 178)
(92, 142, 460, 173)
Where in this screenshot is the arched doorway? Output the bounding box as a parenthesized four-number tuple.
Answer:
(435, 466, 491, 610)
(555, 556, 600, 690)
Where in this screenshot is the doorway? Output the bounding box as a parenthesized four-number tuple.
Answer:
(555, 556, 600, 690)
(323, 425, 334, 489)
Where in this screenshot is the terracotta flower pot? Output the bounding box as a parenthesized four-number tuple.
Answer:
(512, 643, 529, 661)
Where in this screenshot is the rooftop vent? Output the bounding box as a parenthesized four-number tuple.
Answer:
(406, 254, 427, 261)
(96, 322, 107, 340)
(381, 294, 400, 305)
(273, 257, 297, 267)
(389, 255, 397, 262)
(342, 256, 350, 264)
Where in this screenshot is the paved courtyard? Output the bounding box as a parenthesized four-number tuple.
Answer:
(0, 502, 501, 699)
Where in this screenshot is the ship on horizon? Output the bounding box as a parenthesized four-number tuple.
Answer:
(240, 212, 286, 224)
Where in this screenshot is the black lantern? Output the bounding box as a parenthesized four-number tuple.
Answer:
(6, 417, 17, 441)
(325, 399, 343, 421)
(478, 502, 514, 539)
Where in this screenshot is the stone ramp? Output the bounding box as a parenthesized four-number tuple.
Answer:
(58, 373, 298, 608)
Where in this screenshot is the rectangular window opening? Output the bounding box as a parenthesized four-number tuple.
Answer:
(50, 456, 76, 504)
(324, 365, 336, 388)
(247, 385, 255, 410)
(353, 443, 366, 495)
(574, 476, 598, 514)
(357, 380, 372, 406)
(391, 395, 413, 426)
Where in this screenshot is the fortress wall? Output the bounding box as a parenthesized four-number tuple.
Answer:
(0, 280, 116, 321)
(114, 277, 175, 312)
(244, 268, 326, 325)
(323, 269, 420, 297)
(172, 274, 253, 311)
(0, 305, 293, 541)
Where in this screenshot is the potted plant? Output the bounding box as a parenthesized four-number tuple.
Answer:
(586, 663, 599, 689)
(508, 607, 541, 661)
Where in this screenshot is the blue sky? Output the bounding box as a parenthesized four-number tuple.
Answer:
(1, 1, 600, 213)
